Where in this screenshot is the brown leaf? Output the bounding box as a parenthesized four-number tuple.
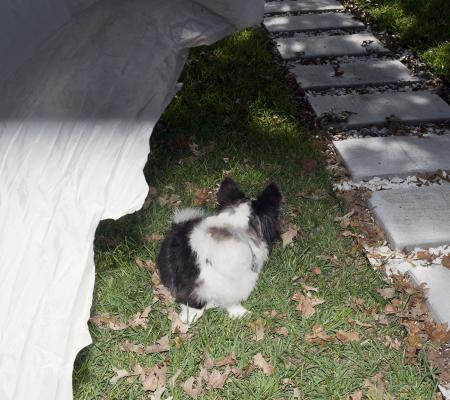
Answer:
(142, 186, 158, 209)
(415, 251, 434, 263)
(384, 304, 397, 315)
(153, 284, 174, 305)
(275, 326, 289, 337)
(349, 389, 363, 400)
(121, 340, 142, 353)
(182, 376, 202, 398)
(128, 307, 151, 328)
(305, 324, 332, 344)
(168, 311, 189, 334)
(252, 353, 274, 375)
(336, 330, 360, 342)
(144, 335, 170, 354)
(384, 335, 402, 350)
(170, 368, 182, 386)
(158, 193, 181, 207)
(442, 254, 450, 269)
(292, 293, 325, 318)
(376, 287, 396, 299)
(110, 367, 138, 384)
(312, 267, 322, 275)
(424, 322, 450, 344)
(334, 210, 355, 228)
(281, 225, 299, 248)
(215, 352, 237, 368)
(193, 189, 210, 206)
(207, 367, 231, 389)
(142, 364, 167, 392)
(144, 232, 164, 242)
(135, 257, 156, 272)
(90, 313, 128, 331)
(253, 319, 265, 341)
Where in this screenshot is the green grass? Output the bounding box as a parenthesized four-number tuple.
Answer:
(348, 0, 450, 79)
(73, 28, 438, 399)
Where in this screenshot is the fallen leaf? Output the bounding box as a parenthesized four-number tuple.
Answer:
(135, 257, 156, 272)
(142, 364, 167, 392)
(215, 352, 237, 368)
(415, 250, 434, 263)
(442, 254, 450, 269)
(312, 267, 322, 275)
(153, 284, 174, 305)
(128, 307, 151, 328)
(301, 284, 319, 293)
(336, 330, 360, 342)
(275, 326, 289, 337)
(207, 367, 231, 389)
(384, 335, 402, 350)
(281, 225, 299, 248)
(142, 186, 158, 209)
(90, 313, 128, 331)
(253, 319, 265, 341)
(305, 324, 332, 344)
(121, 340, 142, 353)
(349, 389, 363, 400)
(424, 322, 450, 344)
(110, 368, 136, 384)
(193, 189, 211, 206)
(168, 311, 189, 334)
(384, 304, 396, 314)
(158, 193, 181, 207)
(334, 210, 355, 228)
(376, 287, 396, 299)
(182, 376, 202, 398)
(150, 387, 166, 400)
(144, 335, 170, 354)
(252, 353, 273, 375)
(170, 369, 182, 386)
(144, 232, 164, 242)
(292, 293, 325, 318)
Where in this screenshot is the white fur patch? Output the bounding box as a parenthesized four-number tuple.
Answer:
(189, 201, 268, 309)
(172, 207, 205, 224)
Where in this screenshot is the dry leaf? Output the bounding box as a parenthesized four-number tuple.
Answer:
(442, 254, 450, 269)
(215, 352, 237, 368)
(110, 368, 136, 384)
(415, 251, 434, 263)
(128, 307, 151, 329)
(384, 335, 402, 350)
(144, 335, 170, 354)
(336, 330, 360, 342)
(334, 210, 355, 228)
(312, 267, 322, 275)
(349, 389, 363, 400)
(170, 369, 182, 386)
(193, 189, 211, 206)
(142, 364, 167, 392)
(90, 313, 128, 331)
(121, 340, 142, 353)
(252, 353, 273, 375)
(150, 387, 165, 400)
(305, 324, 332, 344)
(253, 319, 265, 341)
(281, 225, 298, 248)
(142, 186, 158, 209)
(144, 232, 164, 242)
(275, 326, 289, 337)
(376, 287, 396, 299)
(298, 158, 317, 173)
(207, 367, 231, 389)
(153, 284, 174, 305)
(135, 257, 156, 272)
(182, 376, 202, 398)
(168, 311, 189, 334)
(292, 293, 325, 318)
(425, 322, 450, 344)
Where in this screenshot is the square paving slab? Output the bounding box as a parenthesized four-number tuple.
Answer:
(291, 60, 418, 90)
(410, 265, 450, 325)
(264, 13, 364, 33)
(308, 91, 450, 128)
(333, 134, 450, 181)
(265, 0, 344, 13)
(275, 32, 389, 59)
(369, 184, 450, 250)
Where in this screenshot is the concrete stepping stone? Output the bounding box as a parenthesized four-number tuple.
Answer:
(264, 13, 364, 33)
(265, 0, 344, 13)
(275, 32, 389, 59)
(369, 184, 450, 250)
(333, 134, 450, 181)
(291, 60, 418, 90)
(410, 265, 450, 325)
(308, 91, 450, 128)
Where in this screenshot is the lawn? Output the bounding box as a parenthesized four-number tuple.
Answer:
(73, 28, 439, 399)
(347, 0, 450, 80)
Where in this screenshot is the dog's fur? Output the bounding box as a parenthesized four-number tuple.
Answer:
(157, 177, 282, 324)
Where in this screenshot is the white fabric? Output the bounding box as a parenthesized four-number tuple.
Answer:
(0, 1, 263, 399)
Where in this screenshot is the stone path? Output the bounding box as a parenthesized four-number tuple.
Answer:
(264, 0, 450, 382)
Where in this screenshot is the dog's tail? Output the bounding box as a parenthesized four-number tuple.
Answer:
(172, 207, 205, 224)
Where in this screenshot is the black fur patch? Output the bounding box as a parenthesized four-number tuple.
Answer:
(208, 226, 234, 241)
(157, 218, 205, 309)
(217, 177, 247, 209)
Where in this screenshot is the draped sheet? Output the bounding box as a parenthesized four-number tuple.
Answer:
(0, 1, 263, 398)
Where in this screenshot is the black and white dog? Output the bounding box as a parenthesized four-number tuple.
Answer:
(157, 177, 282, 324)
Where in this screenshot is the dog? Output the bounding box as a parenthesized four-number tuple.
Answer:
(157, 177, 282, 324)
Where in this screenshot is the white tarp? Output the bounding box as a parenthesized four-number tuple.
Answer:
(0, 1, 263, 398)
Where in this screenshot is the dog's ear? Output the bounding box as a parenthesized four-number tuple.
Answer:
(252, 183, 282, 218)
(217, 177, 246, 208)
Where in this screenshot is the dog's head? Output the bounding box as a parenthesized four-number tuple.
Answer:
(217, 177, 282, 246)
